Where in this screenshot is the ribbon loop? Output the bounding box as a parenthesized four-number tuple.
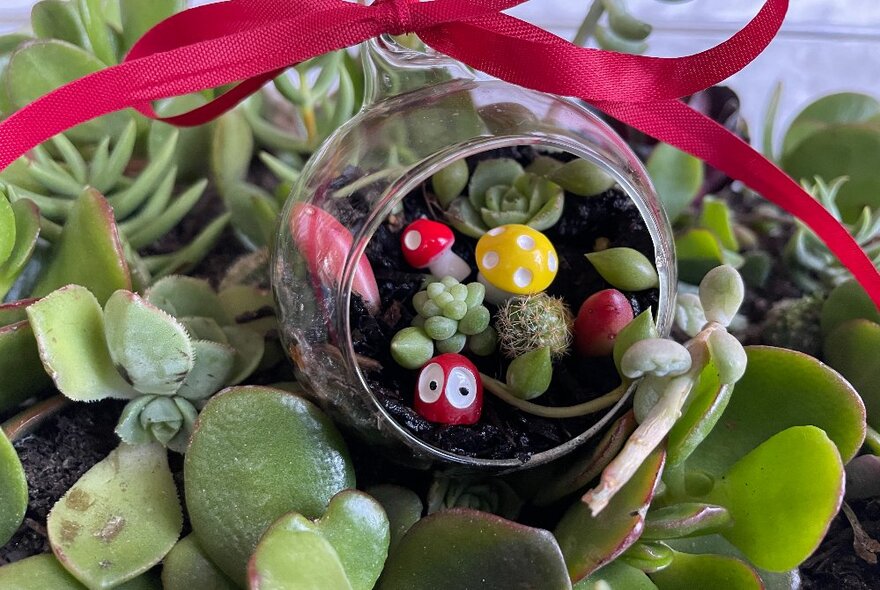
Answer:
(376, 0, 417, 35)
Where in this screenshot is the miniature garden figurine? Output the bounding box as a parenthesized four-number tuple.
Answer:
(475, 224, 559, 303)
(414, 353, 483, 425)
(401, 219, 471, 281)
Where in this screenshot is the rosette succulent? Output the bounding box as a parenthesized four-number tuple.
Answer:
(390, 277, 497, 369)
(445, 158, 565, 237)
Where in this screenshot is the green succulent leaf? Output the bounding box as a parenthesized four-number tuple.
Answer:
(621, 338, 691, 379)
(379, 509, 571, 590)
(250, 528, 352, 590)
(648, 550, 763, 589)
(613, 309, 658, 375)
(642, 503, 731, 541)
(0, 190, 14, 262)
(147, 95, 214, 181)
(821, 278, 880, 336)
(706, 329, 747, 385)
(575, 559, 657, 589)
(667, 359, 732, 467)
(673, 293, 707, 338)
(782, 92, 880, 156)
(468, 159, 524, 207)
(586, 247, 659, 292)
(161, 534, 237, 590)
(119, 0, 184, 52)
(674, 229, 728, 285)
(28, 285, 138, 402)
(0, 554, 85, 589)
(185, 387, 355, 585)
(554, 448, 665, 581)
(0, 198, 41, 301)
(391, 326, 434, 369)
(175, 340, 235, 400)
(686, 346, 865, 477)
(646, 143, 704, 222)
(0, 429, 27, 547)
(31, 0, 88, 48)
(250, 490, 389, 590)
(222, 325, 266, 384)
(0, 313, 52, 414)
(212, 109, 255, 193)
(707, 426, 844, 572)
(145, 275, 231, 324)
(103, 290, 194, 395)
(824, 319, 880, 430)
(431, 158, 469, 208)
(698, 197, 739, 252)
(179, 316, 228, 344)
(698, 265, 744, 327)
(47, 443, 183, 589)
(507, 346, 552, 400)
(620, 541, 673, 573)
(547, 159, 615, 197)
(32, 189, 131, 304)
(365, 485, 424, 553)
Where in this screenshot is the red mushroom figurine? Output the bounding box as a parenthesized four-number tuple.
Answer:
(400, 219, 471, 281)
(414, 353, 483, 425)
(290, 203, 381, 313)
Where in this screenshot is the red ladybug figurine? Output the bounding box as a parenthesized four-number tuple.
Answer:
(413, 353, 483, 425)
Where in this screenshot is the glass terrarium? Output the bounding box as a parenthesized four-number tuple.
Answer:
(273, 36, 676, 470)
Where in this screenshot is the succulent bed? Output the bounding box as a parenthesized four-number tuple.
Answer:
(1, 2, 880, 590)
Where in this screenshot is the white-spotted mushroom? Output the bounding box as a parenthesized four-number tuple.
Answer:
(475, 224, 558, 303)
(400, 219, 471, 281)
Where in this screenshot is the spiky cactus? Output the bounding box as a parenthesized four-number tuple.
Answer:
(495, 293, 574, 359)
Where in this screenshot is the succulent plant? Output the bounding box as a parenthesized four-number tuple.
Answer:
(585, 247, 659, 292)
(574, 288, 636, 357)
(445, 158, 564, 237)
(390, 277, 495, 368)
(427, 473, 523, 520)
(761, 293, 825, 357)
(785, 177, 880, 291)
(26, 285, 255, 453)
(0, 187, 40, 300)
(495, 292, 573, 359)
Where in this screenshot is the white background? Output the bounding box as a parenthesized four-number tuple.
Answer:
(2, 0, 879, 147)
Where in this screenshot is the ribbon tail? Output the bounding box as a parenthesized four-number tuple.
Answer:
(597, 98, 880, 308)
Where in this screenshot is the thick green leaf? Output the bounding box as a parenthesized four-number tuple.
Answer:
(649, 550, 763, 589)
(28, 285, 138, 401)
(554, 448, 665, 581)
(103, 290, 194, 395)
(0, 429, 27, 546)
(586, 247, 659, 291)
(575, 560, 657, 589)
(212, 109, 255, 192)
(48, 443, 183, 589)
(782, 124, 880, 221)
(782, 92, 880, 157)
(642, 503, 731, 541)
(821, 279, 880, 336)
(147, 95, 213, 180)
(175, 340, 235, 401)
(0, 554, 84, 589)
(0, 191, 14, 262)
(686, 346, 865, 476)
(250, 490, 389, 590)
(698, 197, 739, 251)
(708, 426, 844, 572)
(145, 275, 230, 324)
(379, 509, 571, 590)
(119, 0, 184, 51)
(32, 0, 88, 48)
(5, 40, 126, 142)
(185, 387, 354, 585)
(223, 325, 265, 384)
(0, 303, 52, 413)
(674, 229, 726, 285)
(250, 528, 353, 590)
(366, 485, 423, 553)
(32, 189, 131, 305)
(824, 319, 880, 430)
(0, 199, 41, 299)
(161, 534, 237, 590)
(646, 143, 704, 222)
(667, 360, 732, 467)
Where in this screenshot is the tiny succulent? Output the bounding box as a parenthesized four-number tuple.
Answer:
(445, 158, 565, 237)
(574, 288, 635, 357)
(495, 292, 573, 359)
(390, 277, 495, 368)
(761, 293, 825, 357)
(427, 473, 523, 520)
(585, 247, 659, 292)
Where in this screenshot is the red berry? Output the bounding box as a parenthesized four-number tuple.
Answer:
(574, 289, 635, 357)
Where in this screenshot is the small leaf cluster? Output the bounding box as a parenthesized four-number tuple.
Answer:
(391, 277, 495, 369)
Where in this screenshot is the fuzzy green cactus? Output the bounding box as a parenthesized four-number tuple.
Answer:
(390, 277, 496, 368)
(445, 158, 565, 237)
(495, 293, 573, 359)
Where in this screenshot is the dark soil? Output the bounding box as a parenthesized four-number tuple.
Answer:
(350, 147, 659, 460)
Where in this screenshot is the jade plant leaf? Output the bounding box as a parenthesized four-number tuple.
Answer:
(824, 319, 880, 430)
(646, 143, 704, 222)
(648, 550, 763, 589)
(821, 278, 880, 336)
(47, 443, 183, 589)
(0, 429, 27, 546)
(674, 229, 727, 285)
(378, 509, 571, 590)
(575, 560, 657, 589)
(0, 198, 41, 299)
(698, 197, 739, 252)
(32, 188, 131, 305)
(366, 485, 423, 553)
(782, 92, 880, 156)
(28, 285, 139, 402)
(0, 300, 52, 413)
(666, 360, 732, 467)
(103, 290, 194, 395)
(31, 0, 87, 48)
(0, 554, 84, 589)
(642, 503, 731, 541)
(707, 426, 844, 572)
(119, 0, 184, 52)
(161, 534, 237, 590)
(250, 490, 389, 590)
(0, 190, 14, 261)
(782, 125, 880, 221)
(185, 386, 355, 585)
(554, 448, 665, 581)
(686, 346, 865, 477)
(250, 528, 353, 590)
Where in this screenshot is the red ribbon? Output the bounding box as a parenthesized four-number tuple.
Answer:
(1, 0, 878, 307)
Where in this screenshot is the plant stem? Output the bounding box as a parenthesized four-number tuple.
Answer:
(865, 425, 880, 455)
(481, 374, 628, 418)
(574, 1, 606, 47)
(2, 395, 69, 442)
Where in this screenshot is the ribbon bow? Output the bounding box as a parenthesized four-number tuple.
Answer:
(0, 0, 878, 307)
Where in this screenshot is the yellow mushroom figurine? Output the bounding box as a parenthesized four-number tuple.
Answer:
(475, 224, 558, 303)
